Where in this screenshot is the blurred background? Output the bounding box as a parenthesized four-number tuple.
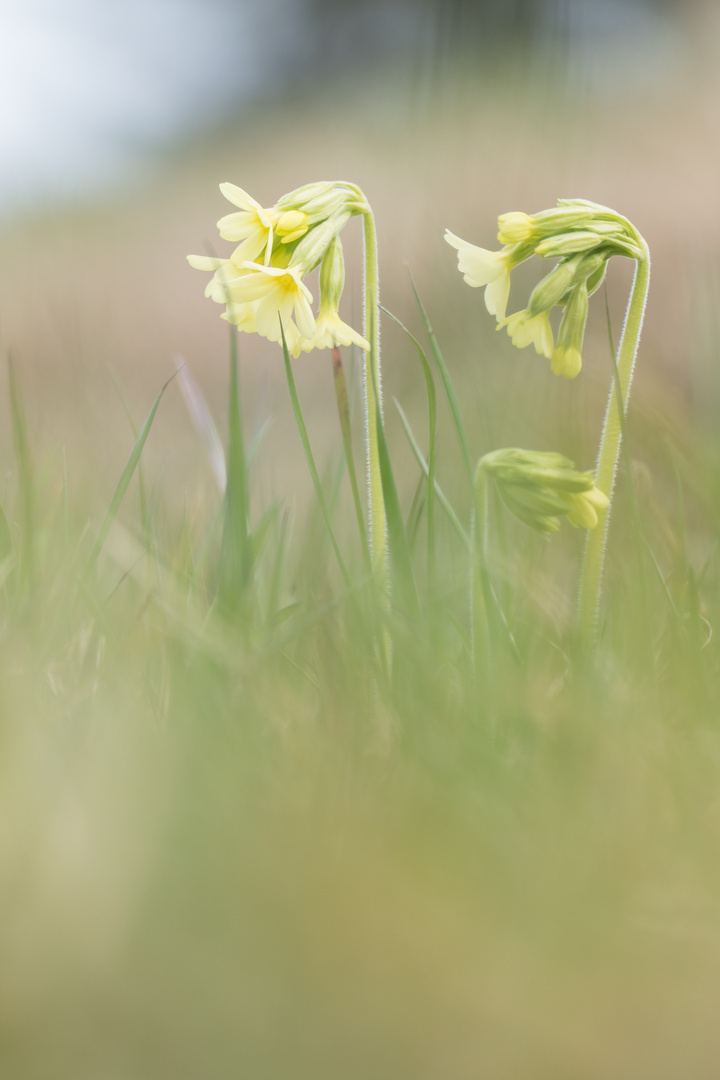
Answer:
(3, 3, 720, 1078)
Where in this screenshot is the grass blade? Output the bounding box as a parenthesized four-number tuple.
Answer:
(332, 347, 371, 572)
(381, 306, 437, 595)
(87, 370, 176, 571)
(407, 270, 474, 485)
(394, 399, 470, 551)
(368, 339, 418, 618)
(280, 321, 351, 590)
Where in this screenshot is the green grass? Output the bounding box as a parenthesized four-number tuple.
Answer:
(2, 290, 720, 1080)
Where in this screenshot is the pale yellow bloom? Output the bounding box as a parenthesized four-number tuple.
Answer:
(221, 301, 257, 334)
(502, 309, 554, 358)
(215, 183, 277, 265)
(445, 230, 513, 321)
(297, 309, 370, 356)
(186, 254, 254, 305)
(231, 262, 316, 343)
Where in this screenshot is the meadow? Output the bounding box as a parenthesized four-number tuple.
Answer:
(2, 61, 720, 1079)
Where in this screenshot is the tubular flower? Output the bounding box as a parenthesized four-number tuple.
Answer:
(188, 181, 368, 356)
(215, 183, 278, 265)
(447, 198, 648, 377)
(444, 230, 516, 321)
(231, 262, 316, 343)
(295, 235, 369, 355)
(501, 309, 554, 359)
(480, 448, 608, 533)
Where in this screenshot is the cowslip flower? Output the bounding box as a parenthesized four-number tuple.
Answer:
(215, 183, 278, 265)
(447, 198, 647, 378)
(295, 236, 369, 355)
(479, 448, 608, 533)
(229, 262, 316, 343)
(501, 309, 554, 358)
(444, 230, 517, 322)
(188, 181, 368, 357)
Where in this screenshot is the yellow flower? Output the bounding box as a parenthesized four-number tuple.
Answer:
(215, 183, 277, 265)
(445, 230, 513, 321)
(296, 309, 370, 356)
(186, 254, 253, 305)
(501, 309, 554, 358)
(220, 301, 257, 334)
(566, 487, 609, 529)
(230, 262, 316, 343)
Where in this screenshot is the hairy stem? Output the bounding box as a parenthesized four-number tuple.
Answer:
(362, 209, 388, 587)
(578, 243, 650, 643)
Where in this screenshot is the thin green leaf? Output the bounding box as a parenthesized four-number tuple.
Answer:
(394, 399, 470, 551)
(381, 306, 437, 594)
(332, 347, 371, 571)
(368, 336, 418, 617)
(407, 270, 473, 484)
(280, 320, 351, 589)
(87, 370, 177, 571)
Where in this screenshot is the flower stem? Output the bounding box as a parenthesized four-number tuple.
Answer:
(578, 244, 650, 644)
(362, 209, 388, 587)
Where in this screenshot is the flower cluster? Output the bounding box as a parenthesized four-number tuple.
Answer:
(188, 182, 370, 358)
(446, 199, 647, 379)
(479, 448, 609, 532)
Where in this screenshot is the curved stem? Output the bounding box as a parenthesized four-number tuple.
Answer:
(578, 244, 650, 643)
(362, 209, 388, 586)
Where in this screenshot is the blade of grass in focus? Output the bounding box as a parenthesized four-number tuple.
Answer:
(407, 271, 474, 485)
(382, 306, 437, 596)
(280, 320, 351, 590)
(86, 370, 177, 573)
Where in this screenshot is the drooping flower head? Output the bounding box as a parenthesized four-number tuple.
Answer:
(446, 198, 648, 378)
(479, 448, 609, 533)
(188, 181, 370, 357)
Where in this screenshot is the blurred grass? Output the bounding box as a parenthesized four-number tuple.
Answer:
(3, 46, 720, 1079)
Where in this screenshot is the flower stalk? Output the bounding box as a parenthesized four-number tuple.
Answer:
(362, 208, 388, 586)
(578, 242, 650, 643)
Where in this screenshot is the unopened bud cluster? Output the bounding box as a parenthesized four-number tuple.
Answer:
(446, 198, 647, 379)
(479, 448, 609, 532)
(188, 181, 370, 357)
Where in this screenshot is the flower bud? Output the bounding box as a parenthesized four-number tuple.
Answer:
(497, 211, 534, 245)
(551, 281, 588, 379)
(318, 236, 345, 312)
(289, 209, 353, 275)
(276, 210, 309, 243)
(534, 231, 605, 259)
(479, 448, 607, 532)
(527, 256, 583, 315)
